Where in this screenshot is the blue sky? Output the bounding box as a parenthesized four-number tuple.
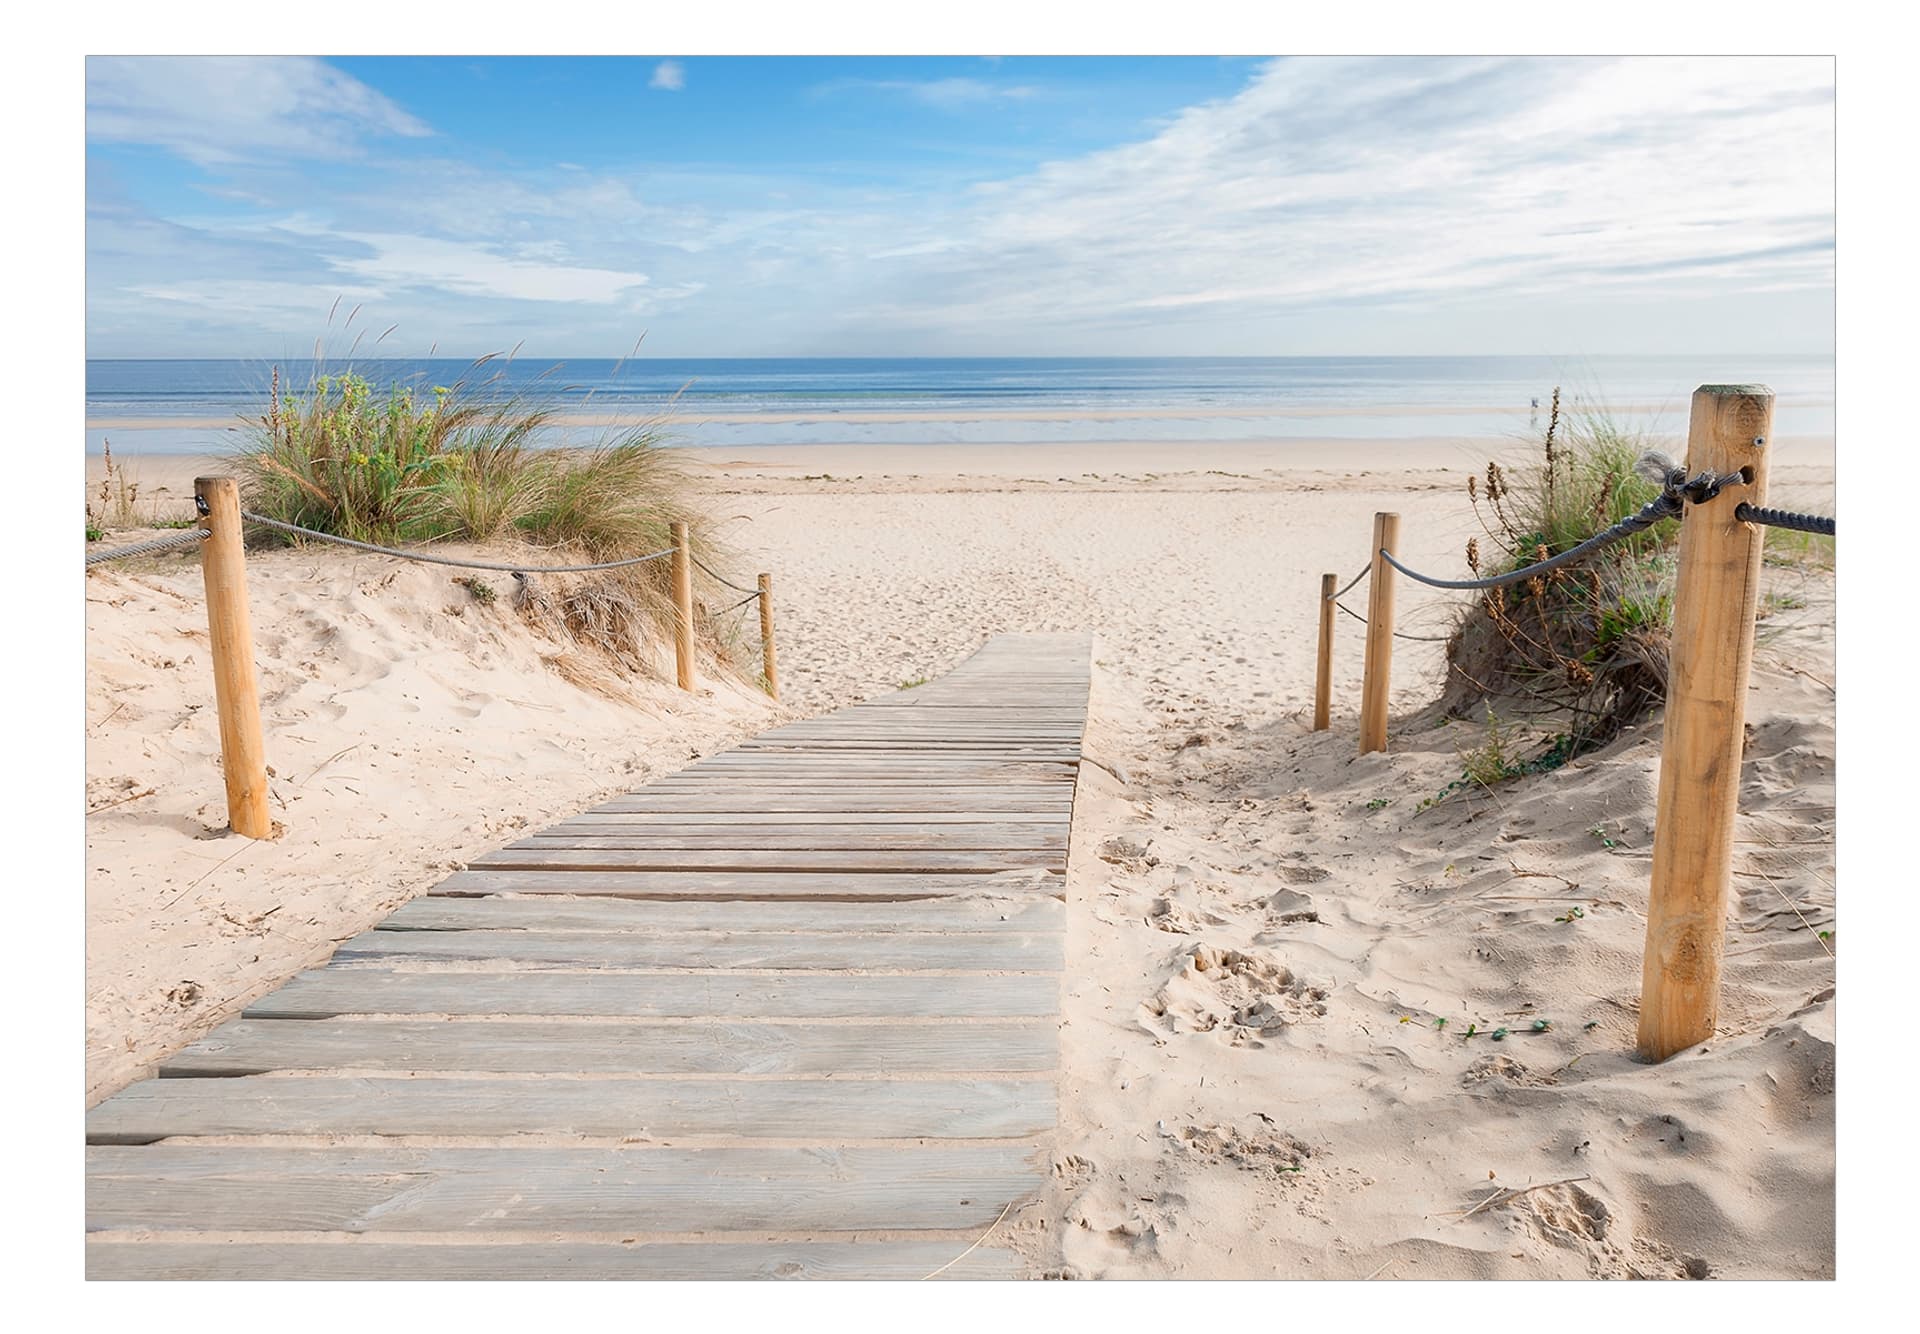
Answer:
(85, 55, 1835, 358)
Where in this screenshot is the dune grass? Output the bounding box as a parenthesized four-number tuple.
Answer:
(233, 358, 756, 683)
(1440, 389, 1680, 760)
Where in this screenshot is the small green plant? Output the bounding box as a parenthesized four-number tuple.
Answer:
(1758, 590, 1808, 620)
(897, 676, 930, 690)
(1554, 905, 1586, 924)
(1531, 1019, 1550, 1033)
(1366, 797, 1391, 811)
(454, 576, 497, 606)
(1490, 1027, 1509, 1041)
(1423, 710, 1575, 808)
(1588, 824, 1619, 849)
(86, 522, 103, 543)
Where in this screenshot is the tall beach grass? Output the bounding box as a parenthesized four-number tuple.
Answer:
(234, 356, 754, 684)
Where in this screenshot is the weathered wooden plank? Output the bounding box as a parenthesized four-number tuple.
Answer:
(163, 1018, 1058, 1077)
(517, 830, 1067, 851)
(86, 1076, 1057, 1143)
(381, 894, 1065, 934)
(331, 927, 1062, 971)
(590, 795, 1074, 813)
(468, 849, 1065, 874)
(86, 1239, 1026, 1281)
(246, 969, 1063, 1019)
(431, 869, 1064, 899)
(554, 812, 1071, 825)
(86, 1144, 1043, 1233)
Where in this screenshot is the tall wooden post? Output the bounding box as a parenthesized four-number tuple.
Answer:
(195, 477, 273, 839)
(1637, 385, 1773, 1062)
(1314, 573, 1336, 731)
(757, 573, 780, 701)
(670, 522, 696, 691)
(1358, 512, 1400, 755)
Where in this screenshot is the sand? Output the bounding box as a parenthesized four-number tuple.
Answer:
(84, 436, 1836, 1278)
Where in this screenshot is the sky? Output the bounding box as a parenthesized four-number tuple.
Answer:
(84, 55, 1836, 359)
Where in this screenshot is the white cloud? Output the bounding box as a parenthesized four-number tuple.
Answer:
(87, 57, 430, 165)
(311, 229, 650, 304)
(127, 279, 386, 314)
(86, 56, 1835, 356)
(650, 61, 686, 92)
(822, 56, 1834, 343)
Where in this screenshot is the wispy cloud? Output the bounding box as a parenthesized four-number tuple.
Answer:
(649, 60, 686, 92)
(276, 224, 652, 304)
(819, 57, 1834, 345)
(85, 56, 1834, 356)
(87, 57, 430, 165)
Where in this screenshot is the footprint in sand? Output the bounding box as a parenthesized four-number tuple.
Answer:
(1138, 943, 1328, 1037)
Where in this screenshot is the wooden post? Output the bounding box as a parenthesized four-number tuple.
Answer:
(1314, 573, 1336, 731)
(195, 477, 272, 839)
(757, 573, 780, 701)
(670, 522, 695, 691)
(1637, 385, 1773, 1062)
(1358, 512, 1400, 755)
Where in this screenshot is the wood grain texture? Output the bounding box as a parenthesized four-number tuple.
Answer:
(1637, 387, 1774, 1062)
(1359, 511, 1399, 755)
(86, 1144, 1044, 1233)
(162, 1018, 1058, 1077)
(468, 848, 1067, 874)
(245, 969, 1063, 1019)
(86, 1076, 1056, 1144)
(87, 1240, 1025, 1281)
(380, 894, 1064, 934)
(430, 869, 1064, 899)
(329, 926, 1062, 971)
(195, 477, 272, 838)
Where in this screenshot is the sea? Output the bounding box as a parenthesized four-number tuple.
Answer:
(84, 355, 1836, 454)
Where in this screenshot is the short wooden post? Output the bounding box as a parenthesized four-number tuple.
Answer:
(1314, 573, 1336, 731)
(757, 573, 780, 701)
(195, 477, 273, 839)
(1358, 512, 1400, 755)
(670, 521, 696, 691)
(1637, 385, 1773, 1062)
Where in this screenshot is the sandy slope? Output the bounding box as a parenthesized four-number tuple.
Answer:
(84, 438, 1835, 1277)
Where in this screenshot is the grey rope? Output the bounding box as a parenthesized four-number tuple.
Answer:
(1327, 564, 1372, 601)
(1378, 460, 1744, 592)
(85, 528, 209, 566)
(1735, 503, 1835, 537)
(1333, 600, 1454, 643)
(241, 512, 676, 573)
(691, 553, 759, 594)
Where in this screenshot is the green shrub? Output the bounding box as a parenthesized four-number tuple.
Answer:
(1440, 388, 1679, 756)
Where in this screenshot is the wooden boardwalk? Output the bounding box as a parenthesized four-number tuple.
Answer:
(87, 634, 1089, 1280)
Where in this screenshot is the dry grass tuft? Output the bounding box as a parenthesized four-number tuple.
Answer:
(233, 348, 757, 679)
(1439, 388, 1677, 758)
